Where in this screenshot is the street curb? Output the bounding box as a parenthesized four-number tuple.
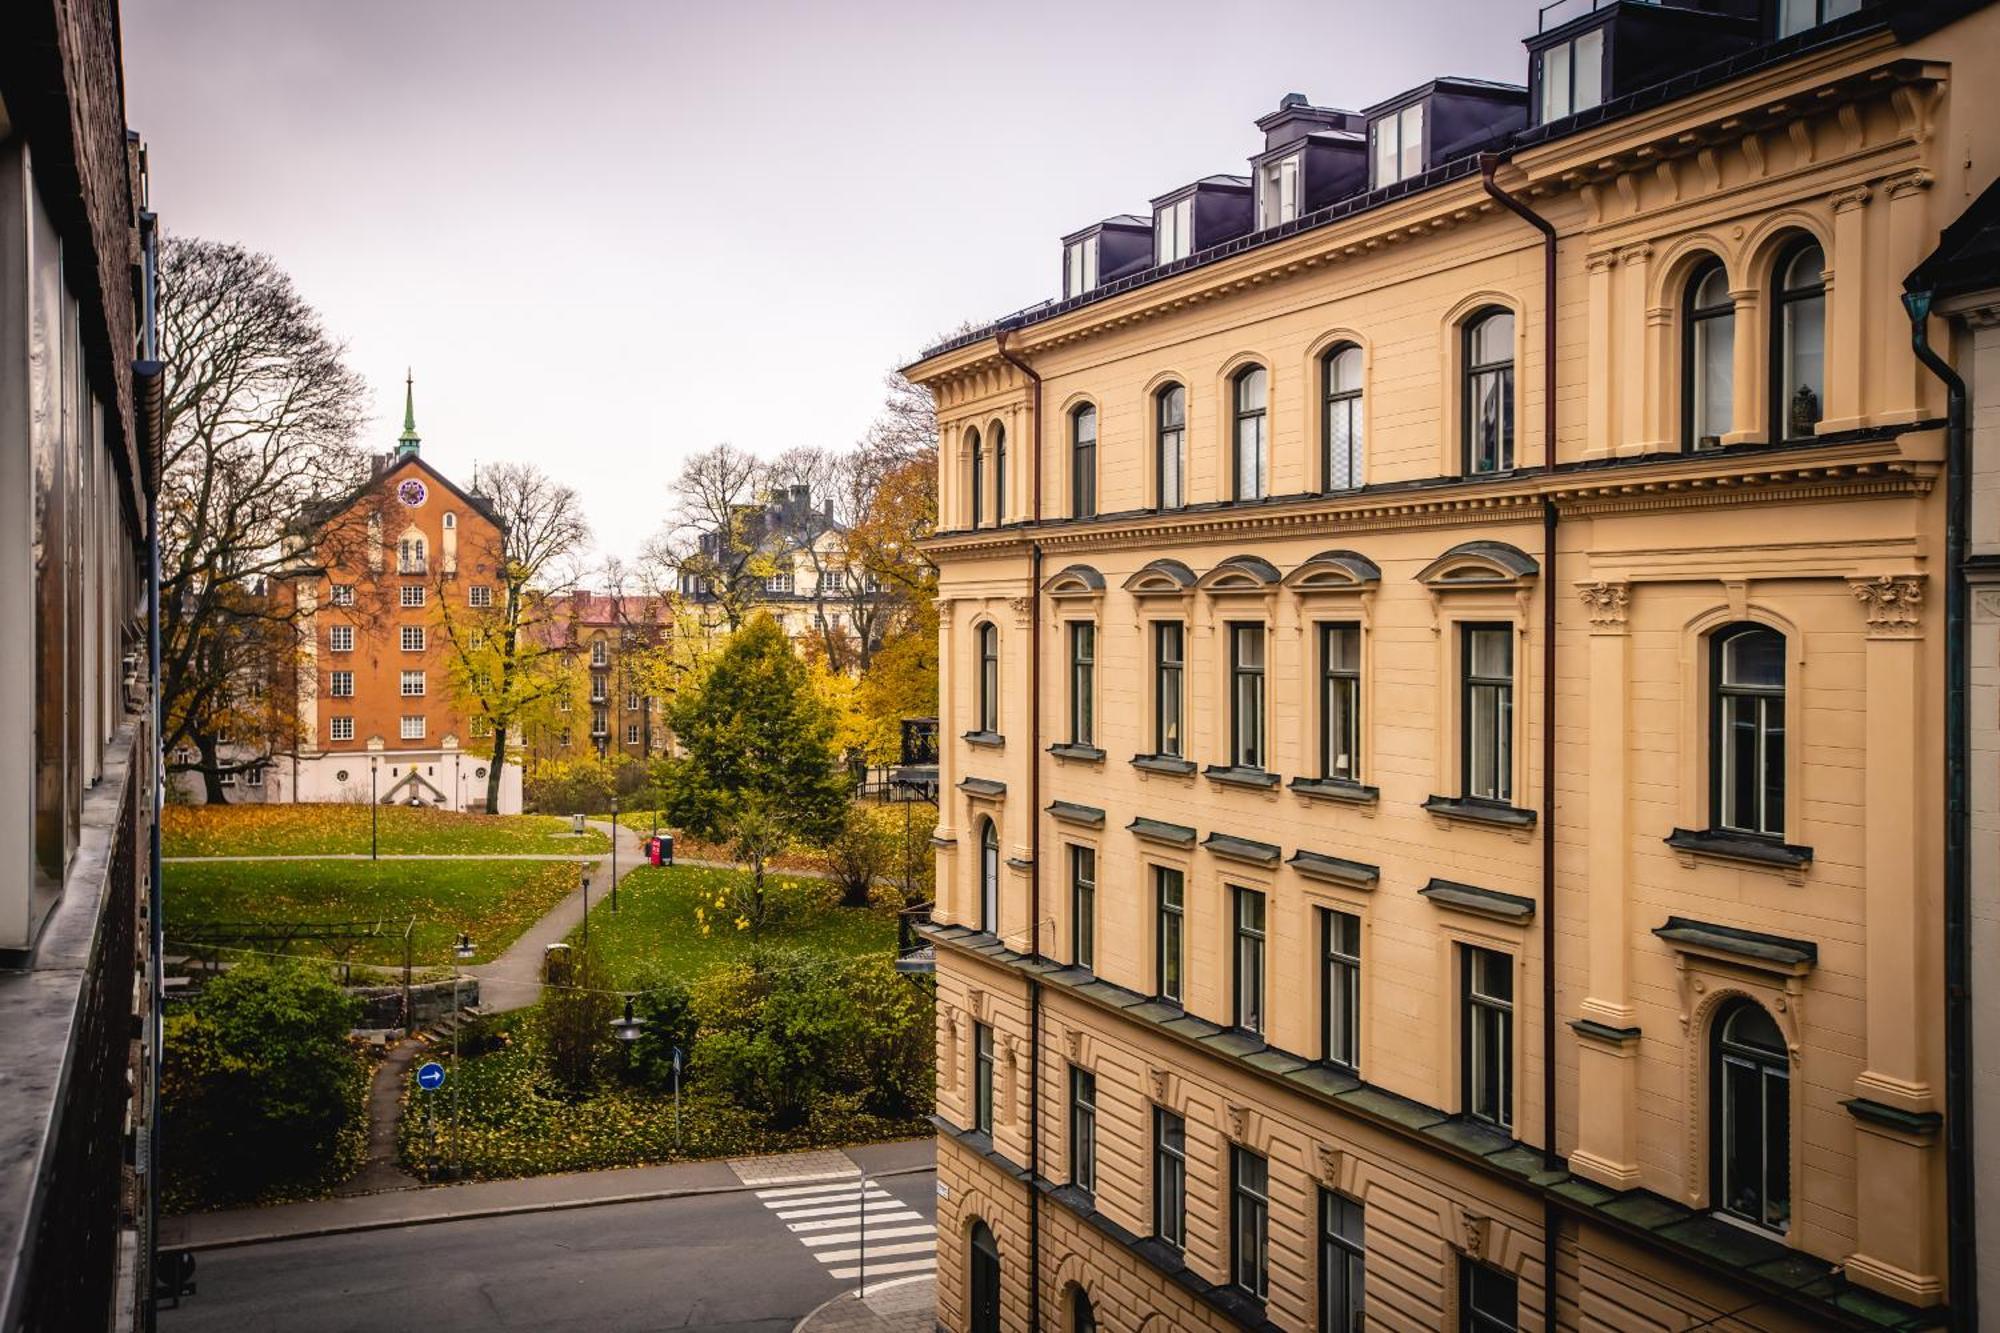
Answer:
(177, 1162, 937, 1253)
(791, 1275, 935, 1333)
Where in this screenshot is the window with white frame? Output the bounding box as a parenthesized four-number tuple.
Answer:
(469, 585, 493, 608)
(401, 625, 425, 652)
(400, 670, 426, 697)
(400, 715, 426, 740)
(1462, 624, 1514, 804)
(401, 584, 425, 607)
(330, 584, 355, 607)
(1063, 236, 1098, 298)
(1370, 101, 1425, 187)
(1233, 365, 1269, 501)
(329, 625, 354, 653)
(1320, 623, 1362, 782)
(329, 670, 354, 698)
(1156, 195, 1194, 263)
(625, 724, 640, 745)
(330, 717, 355, 741)
(1068, 621, 1095, 747)
(1230, 622, 1266, 769)
(1156, 383, 1186, 510)
(1538, 26, 1604, 122)
(626, 690, 641, 711)
(590, 639, 609, 667)
(1153, 621, 1184, 758)
(1258, 152, 1300, 228)
(1779, 0, 1860, 37)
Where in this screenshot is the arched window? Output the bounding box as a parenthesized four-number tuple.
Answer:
(1068, 1284, 1098, 1333)
(442, 511, 457, 529)
(1463, 308, 1515, 474)
(1712, 999, 1790, 1233)
(1071, 406, 1097, 518)
(1156, 384, 1186, 509)
(1711, 623, 1785, 838)
(1322, 343, 1364, 489)
(1683, 259, 1734, 450)
(979, 818, 1000, 933)
(991, 423, 1007, 525)
(969, 1220, 1002, 1333)
(976, 623, 999, 733)
(1232, 366, 1268, 501)
(968, 427, 984, 530)
(1772, 241, 1825, 441)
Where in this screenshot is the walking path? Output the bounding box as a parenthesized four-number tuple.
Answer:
(464, 818, 646, 1013)
(338, 1039, 430, 1196)
(163, 1138, 936, 1251)
(163, 850, 607, 862)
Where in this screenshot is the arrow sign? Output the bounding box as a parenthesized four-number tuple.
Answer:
(416, 1061, 446, 1091)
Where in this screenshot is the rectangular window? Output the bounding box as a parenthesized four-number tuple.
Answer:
(330, 717, 355, 741)
(1153, 1107, 1187, 1249)
(1071, 844, 1096, 970)
(1064, 236, 1099, 298)
(244, 766, 264, 789)
(1780, 0, 1861, 37)
(1069, 622, 1095, 746)
(329, 625, 354, 653)
(1156, 195, 1194, 264)
(593, 706, 609, 736)
(400, 584, 426, 608)
(1234, 886, 1267, 1035)
(329, 670, 354, 698)
(1156, 867, 1185, 1004)
(591, 674, 608, 702)
(1321, 908, 1362, 1071)
(1154, 622, 1184, 757)
(1460, 1261, 1519, 1332)
(401, 625, 425, 652)
(400, 715, 426, 740)
(1320, 623, 1361, 782)
(974, 1023, 995, 1135)
(978, 625, 999, 733)
(1231, 1145, 1270, 1300)
(330, 584, 355, 607)
(400, 671, 425, 697)
(1372, 101, 1426, 187)
(625, 724, 640, 745)
(1230, 623, 1266, 769)
(591, 640, 609, 667)
(469, 585, 493, 608)
(1259, 152, 1301, 228)
(1462, 625, 1514, 803)
(1319, 1191, 1365, 1333)
(1069, 1066, 1097, 1194)
(627, 691, 641, 711)
(1463, 946, 1514, 1131)
(1539, 26, 1604, 122)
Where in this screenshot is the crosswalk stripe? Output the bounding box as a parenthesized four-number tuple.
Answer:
(762, 1187, 887, 1207)
(753, 1178, 861, 1199)
(799, 1224, 935, 1247)
(774, 1200, 903, 1220)
(788, 1210, 921, 1233)
(824, 1258, 937, 1281)
(810, 1241, 937, 1263)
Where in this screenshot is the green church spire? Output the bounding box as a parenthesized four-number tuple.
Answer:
(397, 369, 421, 455)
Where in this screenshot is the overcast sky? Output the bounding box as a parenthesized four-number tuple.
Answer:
(122, 0, 1531, 566)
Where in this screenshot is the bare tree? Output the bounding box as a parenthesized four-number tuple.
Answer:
(156, 235, 369, 802)
(766, 446, 894, 672)
(434, 462, 591, 812)
(649, 444, 771, 632)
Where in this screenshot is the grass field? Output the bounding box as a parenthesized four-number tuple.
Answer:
(164, 804, 609, 857)
(572, 864, 898, 990)
(162, 859, 584, 966)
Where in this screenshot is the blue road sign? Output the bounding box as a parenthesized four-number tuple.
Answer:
(416, 1061, 446, 1091)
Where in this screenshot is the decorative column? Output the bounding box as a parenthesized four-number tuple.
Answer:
(1616, 244, 1652, 455)
(1568, 580, 1644, 1189)
(1727, 281, 1765, 445)
(1584, 251, 1617, 459)
(1877, 171, 1937, 425)
(1843, 573, 1945, 1307)
(1820, 185, 1873, 432)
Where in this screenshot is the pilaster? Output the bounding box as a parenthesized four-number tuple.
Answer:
(1726, 286, 1764, 445)
(1876, 171, 1936, 425)
(1820, 185, 1872, 432)
(1616, 244, 1652, 456)
(1585, 251, 1616, 459)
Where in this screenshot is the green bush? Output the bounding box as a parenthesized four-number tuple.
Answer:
(161, 959, 367, 1210)
(539, 943, 616, 1093)
(623, 970, 698, 1092)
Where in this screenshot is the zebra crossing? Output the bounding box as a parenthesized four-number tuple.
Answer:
(754, 1174, 937, 1283)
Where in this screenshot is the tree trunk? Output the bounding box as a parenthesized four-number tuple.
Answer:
(486, 725, 509, 812)
(197, 735, 229, 804)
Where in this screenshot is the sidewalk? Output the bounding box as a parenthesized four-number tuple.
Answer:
(163, 1138, 937, 1251)
(794, 1275, 937, 1333)
(464, 818, 644, 1013)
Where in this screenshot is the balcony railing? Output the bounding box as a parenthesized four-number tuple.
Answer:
(895, 902, 934, 975)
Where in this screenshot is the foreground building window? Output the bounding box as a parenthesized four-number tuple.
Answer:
(1154, 1107, 1186, 1248)
(1320, 623, 1361, 781)
(1230, 622, 1266, 769)
(991, 424, 1006, 525)
(1156, 867, 1185, 1004)
(1773, 241, 1826, 440)
(1685, 258, 1734, 449)
(1069, 621, 1096, 746)
(1711, 623, 1785, 838)
(1071, 405, 1097, 517)
(968, 427, 984, 529)
(1069, 1066, 1097, 1193)
(1538, 25, 1603, 122)
(1070, 845, 1095, 969)
(1462, 624, 1514, 803)
(969, 1220, 1001, 1332)
(976, 623, 999, 733)
(1157, 383, 1186, 509)
(1462, 945, 1514, 1131)
(973, 1023, 995, 1135)
(1234, 886, 1267, 1036)
(1714, 999, 1791, 1232)
(1460, 1261, 1519, 1332)
(1779, 0, 1861, 37)
(1370, 101, 1424, 188)
(1154, 622, 1184, 757)
(1463, 309, 1515, 474)
(979, 818, 1000, 933)
(1231, 1145, 1270, 1299)
(1321, 908, 1361, 1070)
(1322, 343, 1364, 490)
(1319, 1190, 1365, 1332)
(1233, 365, 1269, 500)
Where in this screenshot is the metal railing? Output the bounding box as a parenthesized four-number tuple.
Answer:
(895, 902, 935, 975)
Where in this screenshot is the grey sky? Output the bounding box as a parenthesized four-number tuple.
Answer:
(122, 0, 1532, 564)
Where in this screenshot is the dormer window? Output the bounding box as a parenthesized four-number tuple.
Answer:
(1258, 154, 1300, 229)
(1370, 103, 1424, 188)
(1779, 0, 1860, 37)
(1156, 197, 1194, 264)
(1064, 237, 1099, 298)
(1538, 26, 1604, 122)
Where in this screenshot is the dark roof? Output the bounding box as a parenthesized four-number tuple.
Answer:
(1360, 75, 1529, 117)
(291, 453, 503, 536)
(1907, 173, 2000, 300)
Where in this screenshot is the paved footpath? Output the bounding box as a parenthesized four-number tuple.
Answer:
(163, 1139, 937, 1252)
(464, 818, 644, 1013)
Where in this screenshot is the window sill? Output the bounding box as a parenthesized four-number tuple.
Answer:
(1665, 827, 1813, 884)
(1048, 742, 1106, 764)
(1131, 753, 1196, 777)
(1203, 764, 1280, 792)
(1289, 775, 1379, 807)
(1424, 794, 1537, 839)
(962, 730, 1005, 750)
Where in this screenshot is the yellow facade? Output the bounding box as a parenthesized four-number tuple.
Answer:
(909, 9, 1999, 1331)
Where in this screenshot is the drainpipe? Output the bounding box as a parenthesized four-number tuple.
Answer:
(1902, 289, 1974, 1333)
(995, 326, 1046, 1331)
(1482, 152, 1563, 1333)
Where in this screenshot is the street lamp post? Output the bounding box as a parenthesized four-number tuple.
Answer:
(610, 793, 620, 914)
(452, 931, 474, 1180)
(579, 866, 591, 985)
(370, 756, 379, 860)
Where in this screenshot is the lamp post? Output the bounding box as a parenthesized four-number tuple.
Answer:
(452, 931, 474, 1179)
(610, 792, 620, 914)
(369, 755, 379, 860)
(579, 866, 591, 985)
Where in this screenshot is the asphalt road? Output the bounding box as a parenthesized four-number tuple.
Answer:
(160, 1166, 939, 1333)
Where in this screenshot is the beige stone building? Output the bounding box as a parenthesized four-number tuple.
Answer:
(907, 3, 1998, 1330)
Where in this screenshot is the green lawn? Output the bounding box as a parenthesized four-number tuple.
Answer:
(164, 803, 609, 857)
(571, 864, 898, 990)
(163, 859, 583, 967)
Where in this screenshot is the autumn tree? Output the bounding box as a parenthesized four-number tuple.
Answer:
(767, 445, 894, 672)
(647, 444, 773, 633)
(433, 462, 590, 812)
(156, 236, 371, 802)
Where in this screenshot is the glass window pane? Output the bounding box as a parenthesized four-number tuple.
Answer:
(1782, 292, 1825, 437)
(1695, 308, 1734, 444)
(1399, 103, 1424, 180)
(1541, 42, 1571, 121)
(1372, 119, 1395, 186)
(1721, 629, 1783, 688)
(1574, 28, 1604, 111)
